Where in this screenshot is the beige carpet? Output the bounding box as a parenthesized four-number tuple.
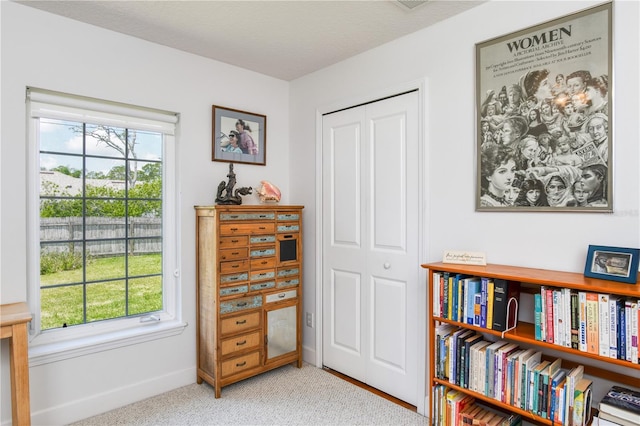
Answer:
(70, 363, 430, 425)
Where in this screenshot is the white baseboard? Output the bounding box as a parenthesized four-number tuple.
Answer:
(28, 367, 196, 426)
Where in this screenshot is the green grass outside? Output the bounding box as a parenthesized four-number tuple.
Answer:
(40, 253, 163, 330)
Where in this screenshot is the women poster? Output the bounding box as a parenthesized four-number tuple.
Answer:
(476, 3, 612, 212)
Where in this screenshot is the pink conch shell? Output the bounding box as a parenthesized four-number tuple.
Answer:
(256, 180, 281, 202)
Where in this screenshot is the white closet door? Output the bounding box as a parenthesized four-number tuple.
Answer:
(322, 91, 419, 404)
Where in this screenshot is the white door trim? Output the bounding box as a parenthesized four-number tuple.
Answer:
(314, 78, 431, 415)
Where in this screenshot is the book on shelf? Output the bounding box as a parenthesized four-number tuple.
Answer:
(486, 279, 495, 330)
(572, 378, 593, 426)
(470, 339, 491, 393)
(480, 277, 489, 328)
(492, 279, 520, 332)
(608, 295, 621, 359)
(495, 342, 519, 401)
(544, 286, 554, 343)
(485, 340, 507, 397)
(599, 385, 640, 425)
(541, 358, 562, 419)
(552, 289, 562, 346)
(433, 272, 442, 317)
(570, 289, 580, 350)
(530, 360, 550, 414)
(586, 292, 599, 354)
(464, 277, 481, 325)
(599, 293, 611, 357)
(629, 299, 639, 363)
(564, 365, 584, 426)
(562, 288, 572, 348)
(461, 333, 484, 388)
(518, 349, 540, 410)
(443, 272, 451, 319)
(619, 299, 627, 361)
(578, 291, 588, 352)
(534, 293, 543, 341)
(549, 368, 567, 422)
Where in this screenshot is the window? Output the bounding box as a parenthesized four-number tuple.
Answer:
(27, 88, 184, 364)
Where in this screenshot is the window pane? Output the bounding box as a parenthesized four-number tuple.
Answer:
(86, 241, 126, 281)
(85, 157, 127, 196)
(40, 242, 84, 285)
(86, 281, 126, 322)
(85, 124, 126, 158)
(128, 250, 162, 276)
(130, 131, 163, 160)
(128, 276, 163, 316)
(86, 199, 126, 222)
(39, 118, 83, 155)
(41, 285, 84, 330)
(40, 154, 83, 197)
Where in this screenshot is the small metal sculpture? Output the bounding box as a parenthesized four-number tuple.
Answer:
(215, 163, 252, 205)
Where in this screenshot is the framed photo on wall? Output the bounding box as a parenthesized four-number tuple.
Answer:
(584, 245, 639, 284)
(475, 2, 612, 212)
(212, 105, 266, 165)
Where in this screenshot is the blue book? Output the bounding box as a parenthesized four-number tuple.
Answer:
(619, 300, 626, 360)
(480, 277, 488, 328)
(549, 369, 567, 421)
(465, 278, 480, 324)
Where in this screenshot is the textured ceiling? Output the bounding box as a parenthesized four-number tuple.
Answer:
(17, 0, 483, 81)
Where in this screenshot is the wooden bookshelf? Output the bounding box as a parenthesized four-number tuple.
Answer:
(423, 262, 640, 426)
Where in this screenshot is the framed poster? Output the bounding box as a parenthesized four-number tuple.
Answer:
(212, 105, 266, 165)
(476, 2, 612, 212)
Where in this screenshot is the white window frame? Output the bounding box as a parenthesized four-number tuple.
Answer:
(26, 88, 186, 366)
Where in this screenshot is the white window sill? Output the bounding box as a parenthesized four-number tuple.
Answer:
(28, 319, 188, 367)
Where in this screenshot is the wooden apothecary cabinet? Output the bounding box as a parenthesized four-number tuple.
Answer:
(195, 205, 303, 397)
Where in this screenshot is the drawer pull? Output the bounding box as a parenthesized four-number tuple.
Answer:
(232, 239, 239, 243)
(236, 319, 247, 325)
(261, 261, 268, 265)
(230, 288, 240, 293)
(259, 226, 266, 230)
(237, 302, 247, 307)
(232, 252, 240, 255)
(236, 340, 247, 346)
(230, 215, 239, 219)
(232, 265, 240, 269)
(278, 293, 286, 299)
(230, 227, 239, 231)
(236, 361, 247, 367)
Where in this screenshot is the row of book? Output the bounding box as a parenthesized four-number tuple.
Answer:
(597, 385, 640, 426)
(432, 385, 522, 426)
(432, 272, 520, 332)
(534, 286, 640, 363)
(434, 325, 592, 425)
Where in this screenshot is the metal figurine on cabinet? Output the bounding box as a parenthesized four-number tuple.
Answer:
(215, 163, 252, 205)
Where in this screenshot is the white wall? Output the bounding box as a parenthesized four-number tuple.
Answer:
(1, 2, 292, 424)
(291, 0, 639, 361)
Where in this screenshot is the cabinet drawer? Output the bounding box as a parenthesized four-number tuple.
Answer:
(250, 257, 276, 270)
(220, 311, 261, 335)
(277, 267, 299, 278)
(250, 247, 276, 258)
(265, 289, 297, 303)
(277, 223, 300, 233)
(219, 236, 248, 248)
(220, 295, 262, 314)
(219, 284, 248, 297)
(277, 277, 299, 289)
(277, 213, 300, 221)
(219, 248, 248, 261)
(250, 280, 276, 292)
(221, 331, 261, 357)
(221, 351, 261, 378)
(220, 259, 249, 274)
(250, 235, 276, 245)
(220, 223, 275, 235)
(220, 272, 249, 285)
(220, 212, 275, 221)
(250, 270, 276, 282)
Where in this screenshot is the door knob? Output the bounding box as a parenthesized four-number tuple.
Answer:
(384, 263, 391, 269)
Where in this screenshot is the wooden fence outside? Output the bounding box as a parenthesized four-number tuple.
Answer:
(40, 217, 162, 256)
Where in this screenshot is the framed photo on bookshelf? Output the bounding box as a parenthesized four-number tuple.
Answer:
(584, 245, 640, 284)
(475, 2, 613, 212)
(212, 105, 266, 165)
